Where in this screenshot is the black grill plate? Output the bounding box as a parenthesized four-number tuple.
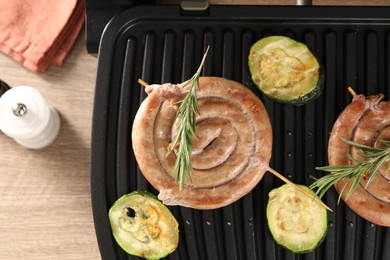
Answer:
(91, 5, 390, 260)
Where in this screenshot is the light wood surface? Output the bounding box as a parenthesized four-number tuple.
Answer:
(0, 1, 388, 259)
(0, 31, 100, 259)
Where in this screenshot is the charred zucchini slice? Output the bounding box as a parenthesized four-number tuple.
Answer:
(109, 191, 179, 259)
(266, 184, 328, 253)
(248, 36, 324, 105)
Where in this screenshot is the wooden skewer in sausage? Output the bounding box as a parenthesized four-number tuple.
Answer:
(133, 77, 330, 211)
(328, 89, 390, 226)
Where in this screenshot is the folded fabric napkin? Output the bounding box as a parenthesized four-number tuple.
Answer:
(0, 0, 85, 73)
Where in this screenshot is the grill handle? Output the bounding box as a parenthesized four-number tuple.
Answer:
(181, 0, 209, 10)
(296, 0, 313, 5)
(181, 0, 313, 10)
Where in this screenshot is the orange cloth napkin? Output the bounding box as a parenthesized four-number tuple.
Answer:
(0, 0, 85, 73)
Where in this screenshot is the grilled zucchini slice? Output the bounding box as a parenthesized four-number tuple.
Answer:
(109, 191, 179, 259)
(248, 35, 324, 105)
(266, 184, 328, 253)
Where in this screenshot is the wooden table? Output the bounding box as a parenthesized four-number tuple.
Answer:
(0, 31, 100, 259)
(1, 1, 389, 259)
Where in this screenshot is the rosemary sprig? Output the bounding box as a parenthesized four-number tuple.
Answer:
(167, 47, 210, 190)
(310, 137, 390, 203)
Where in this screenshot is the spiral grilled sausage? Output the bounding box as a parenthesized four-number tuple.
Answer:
(132, 77, 272, 210)
(328, 94, 390, 226)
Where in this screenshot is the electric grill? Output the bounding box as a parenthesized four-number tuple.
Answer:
(88, 1, 390, 259)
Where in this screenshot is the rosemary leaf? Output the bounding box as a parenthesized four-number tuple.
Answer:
(167, 47, 210, 190)
(310, 137, 390, 202)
